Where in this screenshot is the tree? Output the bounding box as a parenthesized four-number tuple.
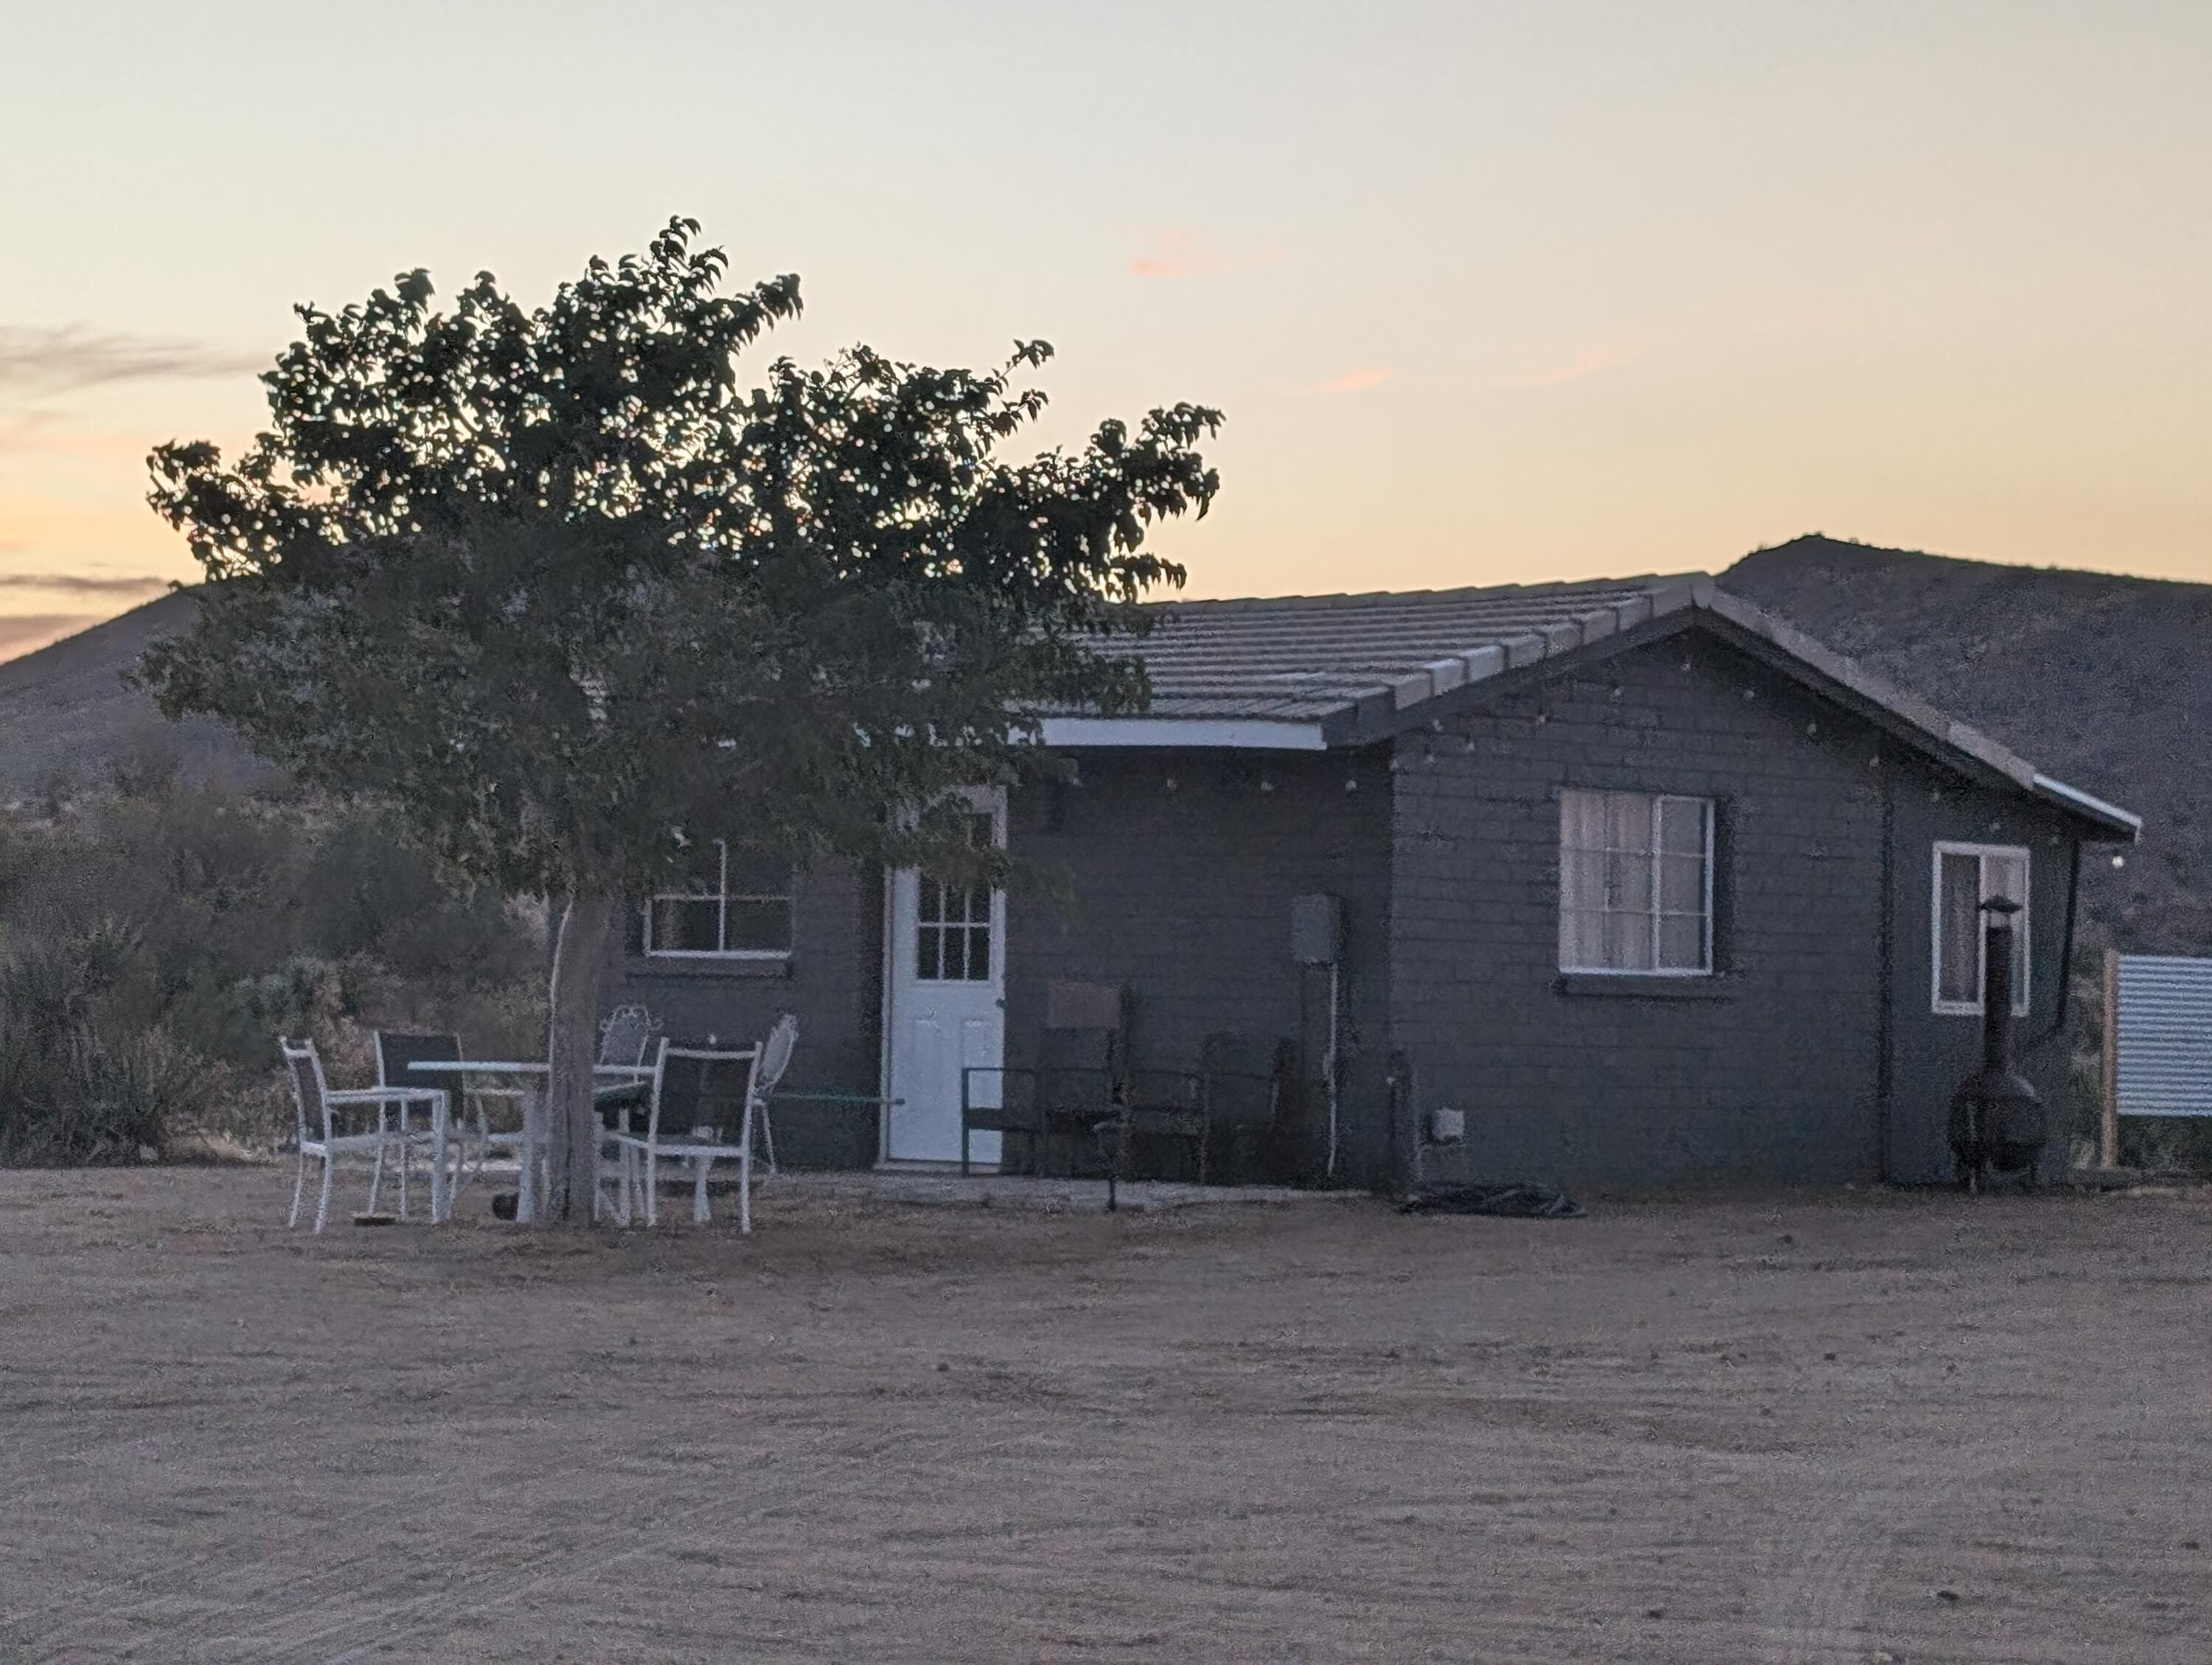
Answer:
(140, 218, 1221, 1223)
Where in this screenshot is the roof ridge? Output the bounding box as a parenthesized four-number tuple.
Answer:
(1152, 572, 1711, 612)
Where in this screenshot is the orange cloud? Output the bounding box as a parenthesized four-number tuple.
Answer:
(1129, 228, 1282, 280)
(0, 571, 170, 598)
(0, 612, 108, 661)
(1496, 341, 1646, 389)
(0, 413, 161, 458)
(1305, 366, 1394, 395)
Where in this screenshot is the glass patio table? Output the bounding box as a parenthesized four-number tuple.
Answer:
(409, 1060, 655, 1223)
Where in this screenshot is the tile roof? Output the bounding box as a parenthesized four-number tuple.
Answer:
(1122, 574, 1697, 720)
(1037, 572, 2139, 838)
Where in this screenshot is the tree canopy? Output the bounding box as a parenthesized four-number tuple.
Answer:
(139, 217, 1222, 1222)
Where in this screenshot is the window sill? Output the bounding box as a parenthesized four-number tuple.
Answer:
(627, 956, 794, 981)
(1555, 972, 1736, 1001)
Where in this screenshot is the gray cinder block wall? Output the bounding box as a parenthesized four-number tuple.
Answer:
(1388, 632, 2081, 1190)
(1004, 749, 1397, 1184)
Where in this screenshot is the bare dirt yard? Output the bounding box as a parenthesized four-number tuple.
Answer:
(1, 1168, 2207, 1664)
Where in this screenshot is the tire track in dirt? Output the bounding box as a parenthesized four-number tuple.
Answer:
(209, 1424, 937, 1664)
(1756, 1433, 2037, 1665)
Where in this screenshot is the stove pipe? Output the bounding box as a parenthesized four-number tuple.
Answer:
(1946, 894, 2047, 1186)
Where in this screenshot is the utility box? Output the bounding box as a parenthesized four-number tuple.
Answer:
(1290, 892, 1343, 966)
(1427, 1107, 1466, 1144)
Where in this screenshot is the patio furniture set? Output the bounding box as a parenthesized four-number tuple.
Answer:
(277, 1006, 798, 1234)
(959, 979, 1298, 1207)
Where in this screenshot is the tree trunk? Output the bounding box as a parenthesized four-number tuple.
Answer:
(543, 893, 616, 1227)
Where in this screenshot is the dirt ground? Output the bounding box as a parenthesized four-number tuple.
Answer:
(1, 1168, 2207, 1664)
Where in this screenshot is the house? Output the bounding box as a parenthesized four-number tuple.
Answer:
(604, 574, 2139, 1190)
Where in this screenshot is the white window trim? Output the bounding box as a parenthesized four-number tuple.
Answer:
(1931, 841, 2030, 1017)
(1559, 790, 1717, 979)
(642, 838, 794, 960)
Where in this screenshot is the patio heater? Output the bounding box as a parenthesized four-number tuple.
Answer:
(1946, 896, 2046, 1191)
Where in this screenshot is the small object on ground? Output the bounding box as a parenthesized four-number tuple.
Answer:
(351, 1212, 396, 1228)
(1935, 1588, 1961, 1603)
(1399, 1183, 1582, 1219)
(490, 1192, 519, 1221)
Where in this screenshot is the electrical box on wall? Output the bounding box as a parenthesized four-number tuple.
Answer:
(1290, 892, 1343, 965)
(1427, 1108, 1466, 1144)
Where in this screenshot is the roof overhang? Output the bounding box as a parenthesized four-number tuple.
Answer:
(2030, 773, 2142, 838)
(1034, 717, 1328, 751)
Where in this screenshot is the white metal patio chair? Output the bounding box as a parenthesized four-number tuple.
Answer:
(279, 1037, 451, 1234)
(612, 1040, 763, 1231)
(750, 1013, 799, 1178)
(599, 1004, 660, 1068)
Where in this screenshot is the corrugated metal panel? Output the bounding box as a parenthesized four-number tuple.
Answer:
(2116, 954, 2212, 1118)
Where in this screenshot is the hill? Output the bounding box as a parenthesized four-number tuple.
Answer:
(0, 590, 258, 804)
(1722, 535, 2207, 953)
(3, 540, 2202, 950)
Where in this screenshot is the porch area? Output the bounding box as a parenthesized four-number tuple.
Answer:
(775, 1166, 1343, 1214)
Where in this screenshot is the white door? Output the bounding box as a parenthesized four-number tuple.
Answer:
(884, 788, 1007, 1164)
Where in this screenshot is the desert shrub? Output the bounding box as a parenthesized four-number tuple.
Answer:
(2121, 1117, 2212, 1177)
(0, 772, 545, 1164)
(0, 920, 227, 1164)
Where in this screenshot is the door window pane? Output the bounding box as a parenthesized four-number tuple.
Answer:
(914, 852, 996, 984)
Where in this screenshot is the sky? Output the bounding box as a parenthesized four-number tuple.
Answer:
(1, 0, 2207, 660)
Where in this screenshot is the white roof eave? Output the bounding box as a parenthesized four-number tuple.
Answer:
(1033, 716, 1329, 751)
(2031, 773, 2142, 839)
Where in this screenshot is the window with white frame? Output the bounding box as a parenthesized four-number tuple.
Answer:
(1933, 842, 2028, 1015)
(644, 841, 794, 958)
(914, 811, 997, 982)
(1558, 789, 1715, 975)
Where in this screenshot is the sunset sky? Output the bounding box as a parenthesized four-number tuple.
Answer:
(2, 1, 2206, 660)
